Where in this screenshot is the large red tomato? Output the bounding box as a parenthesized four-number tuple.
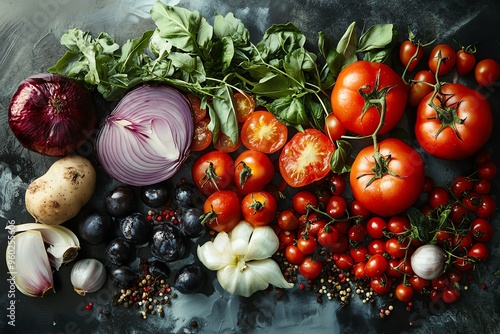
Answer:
(330, 60, 408, 136)
(415, 83, 493, 160)
(350, 138, 425, 217)
(279, 128, 334, 188)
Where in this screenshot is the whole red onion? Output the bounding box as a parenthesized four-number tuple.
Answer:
(8, 73, 97, 157)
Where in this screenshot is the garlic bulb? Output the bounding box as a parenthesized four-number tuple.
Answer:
(70, 258, 106, 296)
(6, 223, 80, 270)
(411, 244, 447, 280)
(197, 220, 293, 297)
(5, 230, 54, 297)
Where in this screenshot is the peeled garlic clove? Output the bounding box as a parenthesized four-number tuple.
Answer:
(5, 230, 54, 297)
(70, 258, 106, 296)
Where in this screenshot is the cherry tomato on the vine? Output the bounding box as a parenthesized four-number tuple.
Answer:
(455, 46, 476, 76)
(364, 254, 388, 279)
(324, 112, 347, 142)
(399, 39, 424, 72)
(471, 218, 494, 242)
(366, 217, 387, 239)
(408, 70, 436, 108)
(292, 190, 318, 214)
(317, 226, 340, 248)
(428, 44, 456, 76)
(395, 283, 414, 302)
(277, 210, 299, 231)
(299, 257, 323, 280)
(285, 245, 305, 265)
(297, 236, 318, 255)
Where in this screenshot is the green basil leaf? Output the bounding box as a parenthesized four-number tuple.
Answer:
(149, 29, 172, 58)
(336, 22, 357, 65)
(151, 2, 213, 52)
(250, 73, 296, 99)
(213, 12, 250, 47)
(283, 48, 306, 85)
(207, 103, 221, 143)
(48, 51, 86, 79)
(256, 23, 305, 61)
(318, 31, 345, 89)
(304, 94, 329, 130)
(204, 37, 234, 72)
(406, 207, 433, 243)
(212, 85, 239, 144)
(358, 24, 397, 52)
(265, 95, 307, 130)
(330, 140, 353, 174)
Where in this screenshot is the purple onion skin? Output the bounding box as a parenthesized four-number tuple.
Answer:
(8, 73, 97, 157)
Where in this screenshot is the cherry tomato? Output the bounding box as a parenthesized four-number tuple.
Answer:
(324, 112, 347, 141)
(399, 39, 424, 72)
(214, 132, 241, 153)
(366, 217, 387, 239)
(370, 275, 392, 295)
(348, 223, 367, 243)
(233, 91, 255, 124)
(476, 195, 496, 218)
(409, 274, 430, 293)
(441, 286, 461, 304)
(431, 274, 449, 290)
(330, 60, 408, 136)
(462, 192, 481, 212)
(477, 160, 497, 181)
(453, 256, 474, 272)
(190, 118, 213, 152)
(387, 216, 411, 235)
(334, 253, 354, 270)
(353, 262, 367, 280)
(368, 239, 386, 255)
(297, 236, 317, 255)
(429, 289, 443, 301)
(241, 111, 287, 154)
(451, 231, 474, 254)
(328, 173, 347, 195)
(185, 93, 207, 123)
(364, 254, 388, 279)
(349, 245, 369, 263)
(241, 191, 278, 226)
(277, 210, 299, 231)
(468, 242, 490, 261)
(449, 202, 467, 224)
(385, 238, 409, 259)
(234, 150, 274, 194)
(192, 151, 235, 197)
(475, 58, 500, 87)
(455, 46, 476, 76)
(302, 215, 327, 238)
(327, 234, 349, 254)
(317, 226, 340, 248)
(471, 218, 494, 242)
(292, 190, 318, 214)
(422, 176, 435, 193)
(474, 179, 491, 195)
(202, 190, 241, 232)
(475, 148, 492, 166)
(415, 83, 493, 160)
(446, 268, 463, 285)
(428, 187, 450, 208)
(428, 44, 456, 76)
(333, 220, 351, 235)
(326, 195, 348, 219)
(386, 259, 404, 278)
(285, 245, 305, 265)
(349, 200, 371, 221)
(299, 257, 323, 280)
(279, 129, 335, 188)
(449, 176, 473, 199)
(350, 138, 425, 217)
(395, 283, 414, 302)
(408, 70, 436, 108)
(278, 230, 295, 246)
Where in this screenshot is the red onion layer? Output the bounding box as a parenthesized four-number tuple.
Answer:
(95, 84, 194, 186)
(8, 73, 97, 157)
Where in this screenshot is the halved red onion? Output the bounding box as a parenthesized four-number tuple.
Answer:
(8, 73, 97, 157)
(95, 84, 194, 186)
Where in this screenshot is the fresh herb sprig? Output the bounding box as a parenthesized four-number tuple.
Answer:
(49, 0, 397, 144)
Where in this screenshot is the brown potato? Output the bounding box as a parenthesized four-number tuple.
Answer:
(25, 155, 96, 225)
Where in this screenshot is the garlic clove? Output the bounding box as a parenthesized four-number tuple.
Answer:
(246, 259, 294, 290)
(197, 240, 233, 271)
(228, 220, 253, 242)
(6, 222, 80, 270)
(70, 258, 106, 296)
(217, 264, 269, 297)
(5, 230, 54, 297)
(245, 225, 279, 261)
(47, 245, 80, 270)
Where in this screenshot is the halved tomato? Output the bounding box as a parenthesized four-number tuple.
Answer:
(234, 92, 255, 124)
(278, 128, 335, 188)
(190, 117, 212, 152)
(240, 111, 288, 154)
